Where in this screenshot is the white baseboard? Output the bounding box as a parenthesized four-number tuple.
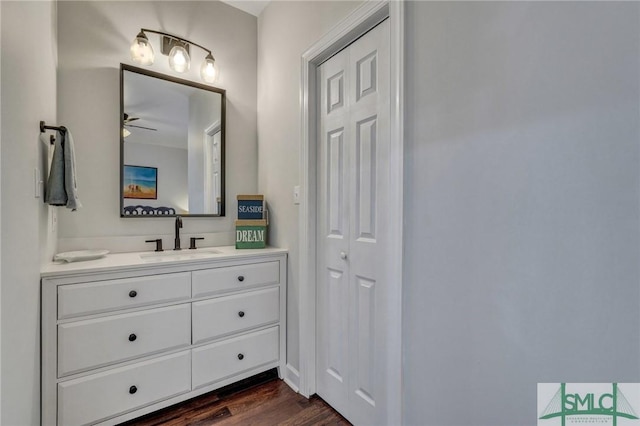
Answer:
(283, 363, 300, 393)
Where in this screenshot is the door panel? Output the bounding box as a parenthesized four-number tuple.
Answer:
(317, 18, 389, 425)
(326, 268, 347, 383)
(355, 115, 377, 241)
(328, 71, 345, 113)
(317, 45, 350, 417)
(356, 51, 377, 101)
(348, 19, 390, 425)
(355, 275, 376, 406)
(327, 128, 346, 237)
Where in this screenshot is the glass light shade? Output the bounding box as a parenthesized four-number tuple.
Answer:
(122, 128, 131, 138)
(200, 54, 218, 83)
(130, 32, 154, 66)
(169, 45, 190, 73)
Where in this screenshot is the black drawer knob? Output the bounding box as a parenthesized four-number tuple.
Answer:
(129, 290, 137, 298)
(238, 311, 245, 318)
(129, 385, 137, 394)
(237, 276, 245, 282)
(128, 333, 137, 342)
(237, 353, 244, 360)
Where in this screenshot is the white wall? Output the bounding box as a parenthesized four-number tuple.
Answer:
(124, 143, 188, 212)
(57, 1, 257, 252)
(257, 0, 364, 388)
(1, 1, 57, 423)
(257, 0, 640, 423)
(403, 2, 640, 425)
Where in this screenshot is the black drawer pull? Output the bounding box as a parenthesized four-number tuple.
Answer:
(129, 385, 137, 394)
(129, 290, 137, 298)
(237, 276, 245, 282)
(238, 311, 245, 318)
(237, 353, 244, 360)
(128, 334, 137, 342)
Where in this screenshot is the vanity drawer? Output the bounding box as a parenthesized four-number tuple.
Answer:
(192, 261, 279, 298)
(58, 304, 191, 377)
(58, 272, 191, 319)
(193, 287, 279, 344)
(192, 326, 279, 389)
(58, 350, 191, 426)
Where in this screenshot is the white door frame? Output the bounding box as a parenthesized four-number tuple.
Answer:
(298, 1, 404, 423)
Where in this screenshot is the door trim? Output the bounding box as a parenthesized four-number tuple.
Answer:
(298, 1, 404, 424)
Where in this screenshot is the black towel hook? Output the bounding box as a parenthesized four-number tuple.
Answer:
(40, 121, 65, 145)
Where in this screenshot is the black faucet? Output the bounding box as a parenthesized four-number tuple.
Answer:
(174, 216, 183, 250)
(145, 238, 163, 252)
(189, 237, 205, 250)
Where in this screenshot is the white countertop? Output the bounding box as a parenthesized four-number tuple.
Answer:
(41, 246, 288, 278)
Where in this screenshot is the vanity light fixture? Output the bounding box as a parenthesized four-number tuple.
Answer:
(168, 42, 190, 73)
(130, 28, 219, 83)
(130, 31, 154, 66)
(200, 53, 218, 83)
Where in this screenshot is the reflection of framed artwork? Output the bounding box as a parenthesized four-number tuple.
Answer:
(123, 165, 157, 199)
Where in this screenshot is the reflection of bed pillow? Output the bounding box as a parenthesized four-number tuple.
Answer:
(123, 205, 176, 215)
(154, 207, 176, 215)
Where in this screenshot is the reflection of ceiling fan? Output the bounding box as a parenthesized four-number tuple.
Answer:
(123, 113, 158, 133)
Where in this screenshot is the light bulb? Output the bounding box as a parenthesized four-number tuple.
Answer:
(200, 53, 218, 83)
(169, 44, 190, 73)
(130, 32, 154, 66)
(122, 128, 131, 138)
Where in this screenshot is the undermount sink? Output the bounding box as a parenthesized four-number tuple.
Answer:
(140, 247, 222, 261)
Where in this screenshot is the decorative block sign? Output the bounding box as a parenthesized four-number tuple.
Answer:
(237, 195, 264, 220)
(235, 220, 267, 249)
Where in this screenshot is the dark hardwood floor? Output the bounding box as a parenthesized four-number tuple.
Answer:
(120, 369, 351, 426)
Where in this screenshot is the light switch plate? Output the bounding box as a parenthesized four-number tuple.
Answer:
(34, 168, 42, 198)
(293, 185, 301, 205)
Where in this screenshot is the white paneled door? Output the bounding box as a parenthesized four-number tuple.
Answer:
(316, 18, 390, 425)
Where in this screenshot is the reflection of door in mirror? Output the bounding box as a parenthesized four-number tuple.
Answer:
(121, 64, 225, 217)
(204, 124, 221, 215)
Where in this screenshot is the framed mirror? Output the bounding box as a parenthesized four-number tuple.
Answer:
(120, 64, 226, 217)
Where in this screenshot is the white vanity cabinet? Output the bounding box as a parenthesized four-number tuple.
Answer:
(41, 248, 287, 426)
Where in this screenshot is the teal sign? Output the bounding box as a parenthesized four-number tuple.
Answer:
(235, 219, 267, 249)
